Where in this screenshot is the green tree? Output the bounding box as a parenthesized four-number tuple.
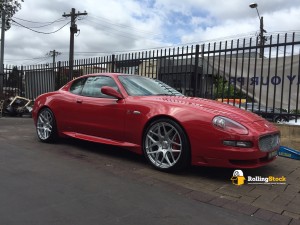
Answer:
(213, 75, 249, 100)
(7, 66, 20, 87)
(0, 0, 24, 31)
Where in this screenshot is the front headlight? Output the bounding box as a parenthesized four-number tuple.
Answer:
(212, 116, 248, 135)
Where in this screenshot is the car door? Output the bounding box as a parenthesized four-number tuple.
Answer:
(57, 77, 87, 132)
(74, 76, 126, 142)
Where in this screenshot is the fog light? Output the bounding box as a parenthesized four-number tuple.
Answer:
(223, 140, 252, 148)
(223, 140, 236, 146)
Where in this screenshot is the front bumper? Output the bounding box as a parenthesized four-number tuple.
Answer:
(191, 148, 278, 168)
(191, 132, 280, 168)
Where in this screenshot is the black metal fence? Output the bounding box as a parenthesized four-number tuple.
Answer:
(1, 32, 299, 122)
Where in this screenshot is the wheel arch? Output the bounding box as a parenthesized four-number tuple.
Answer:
(35, 105, 53, 123)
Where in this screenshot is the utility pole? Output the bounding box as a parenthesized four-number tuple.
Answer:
(249, 3, 266, 58)
(0, 8, 6, 94)
(48, 50, 61, 67)
(259, 16, 266, 58)
(63, 8, 87, 80)
(48, 50, 61, 90)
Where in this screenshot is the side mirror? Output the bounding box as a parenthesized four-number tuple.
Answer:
(101, 86, 123, 99)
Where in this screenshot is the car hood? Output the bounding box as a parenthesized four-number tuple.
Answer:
(140, 96, 264, 123)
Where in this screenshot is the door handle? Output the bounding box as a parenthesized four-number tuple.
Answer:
(76, 99, 83, 103)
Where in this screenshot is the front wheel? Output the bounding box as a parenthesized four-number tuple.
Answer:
(143, 118, 190, 172)
(36, 108, 57, 143)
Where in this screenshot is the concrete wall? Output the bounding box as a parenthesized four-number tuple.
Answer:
(276, 124, 300, 150)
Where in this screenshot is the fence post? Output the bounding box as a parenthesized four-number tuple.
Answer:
(56, 61, 61, 90)
(20, 66, 24, 97)
(201, 44, 206, 98)
(111, 54, 115, 73)
(193, 44, 200, 97)
(0, 72, 3, 97)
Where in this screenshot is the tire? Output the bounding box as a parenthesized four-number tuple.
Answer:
(36, 108, 57, 143)
(143, 118, 190, 172)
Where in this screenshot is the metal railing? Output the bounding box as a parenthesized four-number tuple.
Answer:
(1, 32, 299, 122)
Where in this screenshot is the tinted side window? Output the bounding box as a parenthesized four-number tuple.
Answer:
(81, 76, 119, 98)
(70, 78, 86, 95)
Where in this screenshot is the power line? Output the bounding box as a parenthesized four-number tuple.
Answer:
(19, 56, 52, 66)
(12, 17, 67, 29)
(63, 31, 300, 56)
(86, 14, 300, 43)
(13, 16, 65, 24)
(11, 19, 70, 34)
(5, 31, 299, 65)
(80, 15, 170, 42)
(4, 55, 58, 62)
(29, 57, 51, 65)
(4, 53, 65, 65)
(4, 58, 47, 66)
(88, 14, 163, 37)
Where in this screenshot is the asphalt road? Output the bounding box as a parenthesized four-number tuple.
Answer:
(0, 117, 273, 225)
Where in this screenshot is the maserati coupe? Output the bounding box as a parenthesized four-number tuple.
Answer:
(32, 73, 280, 171)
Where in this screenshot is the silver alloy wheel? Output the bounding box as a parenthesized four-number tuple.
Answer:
(37, 109, 53, 140)
(145, 122, 182, 169)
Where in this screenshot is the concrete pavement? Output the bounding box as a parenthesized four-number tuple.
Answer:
(1, 140, 275, 225)
(0, 117, 299, 225)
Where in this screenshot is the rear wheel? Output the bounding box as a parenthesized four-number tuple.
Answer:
(36, 108, 57, 143)
(143, 118, 190, 172)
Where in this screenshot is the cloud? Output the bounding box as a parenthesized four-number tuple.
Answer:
(3, 0, 300, 65)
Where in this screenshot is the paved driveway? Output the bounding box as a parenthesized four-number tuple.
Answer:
(0, 117, 299, 225)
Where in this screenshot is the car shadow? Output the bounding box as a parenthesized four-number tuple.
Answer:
(52, 137, 281, 183)
(185, 162, 282, 183)
(55, 137, 147, 166)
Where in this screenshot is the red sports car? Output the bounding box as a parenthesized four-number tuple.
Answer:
(32, 73, 280, 171)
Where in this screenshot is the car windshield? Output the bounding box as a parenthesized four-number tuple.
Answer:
(118, 75, 183, 96)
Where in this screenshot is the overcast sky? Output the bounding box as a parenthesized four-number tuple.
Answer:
(3, 0, 300, 65)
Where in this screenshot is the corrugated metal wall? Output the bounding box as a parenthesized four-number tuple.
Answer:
(24, 70, 55, 99)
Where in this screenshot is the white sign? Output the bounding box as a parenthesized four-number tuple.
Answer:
(206, 55, 300, 109)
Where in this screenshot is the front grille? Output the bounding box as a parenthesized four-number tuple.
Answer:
(259, 134, 280, 152)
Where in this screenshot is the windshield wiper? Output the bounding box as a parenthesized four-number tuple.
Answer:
(153, 94, 174, 96)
